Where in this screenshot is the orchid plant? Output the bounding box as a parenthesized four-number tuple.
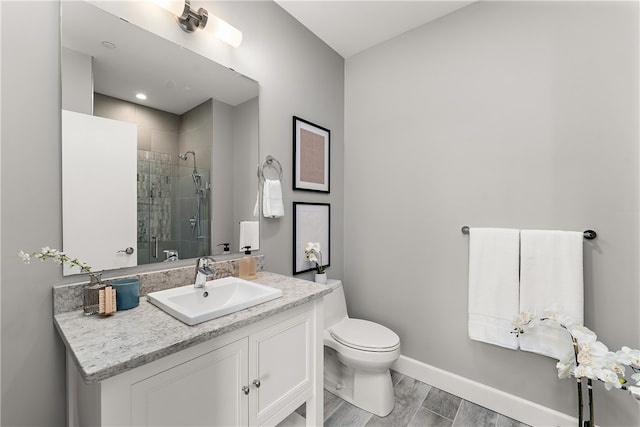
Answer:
(513, 311, 640, 391)
(513, 311, 640, 426)
(304, 242, 326, 274)
(19, 247, 92, 273)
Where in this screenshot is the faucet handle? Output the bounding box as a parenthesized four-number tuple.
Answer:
(197, 257, 216, 275)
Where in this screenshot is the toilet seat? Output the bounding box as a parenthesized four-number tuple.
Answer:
(329, 319, 400, 352)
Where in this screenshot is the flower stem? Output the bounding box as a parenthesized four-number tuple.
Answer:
(577, 378, 584, 427)
(588, 379, 594, 427)
(573, 337, 583, 427)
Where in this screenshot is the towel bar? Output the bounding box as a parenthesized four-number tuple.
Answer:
(258, 155, 283, 181)
(461, 226, 597, 240)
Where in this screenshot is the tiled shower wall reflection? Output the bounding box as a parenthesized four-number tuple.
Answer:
(137, 149, 210, 264)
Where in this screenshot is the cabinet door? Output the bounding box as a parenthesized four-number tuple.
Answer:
(131, 338, 248, 426)
(249, 310, 313, 425)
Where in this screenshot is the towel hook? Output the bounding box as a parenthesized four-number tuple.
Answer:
(258, 155, 283, 181)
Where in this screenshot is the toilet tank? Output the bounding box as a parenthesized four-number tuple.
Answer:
(324, 279, 348, 328)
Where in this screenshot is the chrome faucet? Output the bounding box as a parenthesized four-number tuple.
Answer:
(194, 256, 216, 288)
(163, 249, 179, 262)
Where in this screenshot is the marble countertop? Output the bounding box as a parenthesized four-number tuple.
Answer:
(54, 272, 331, 383)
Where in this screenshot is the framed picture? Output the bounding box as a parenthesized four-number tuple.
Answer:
(293, 202, 330, 274)
(293, 116, 330, 193)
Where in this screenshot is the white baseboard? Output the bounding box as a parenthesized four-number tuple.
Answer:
(392, 354, 577, 427)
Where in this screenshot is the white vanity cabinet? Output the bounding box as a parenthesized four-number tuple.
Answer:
(131, 338, 249, 426)
(67, 301, 322, 427)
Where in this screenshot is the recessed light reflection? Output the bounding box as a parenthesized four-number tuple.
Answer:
(136, 93, 147, 100)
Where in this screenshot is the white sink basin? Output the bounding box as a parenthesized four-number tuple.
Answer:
(147, 277, 283, 326)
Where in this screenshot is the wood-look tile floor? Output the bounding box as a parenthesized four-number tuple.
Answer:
(297, 371, 531, 427)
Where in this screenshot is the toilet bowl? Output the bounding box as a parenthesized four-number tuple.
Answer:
(323, 279, 400, 417)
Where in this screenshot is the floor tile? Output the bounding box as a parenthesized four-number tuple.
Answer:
(365, 375, 431, 427)
(422, 387, 462, 420)
(391, 369, 405, 386)
(452, 400, 498, 427)
(311, 370, 530, 427)
(496, 413, 530, 427)
(323, 389, 346, 420)
(295, 389, 344, 421)
(325, 400, 372, 427)
(409, 408, 454, 427)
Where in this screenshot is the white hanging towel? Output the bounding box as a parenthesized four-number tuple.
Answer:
(263, 179, 284, 218)
(239, 221, 260, 251)
(468, 227, 520, 349)
(519, 229, 584, 360)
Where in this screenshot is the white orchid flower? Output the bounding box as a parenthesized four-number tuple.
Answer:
(574, 364, 596, 380)
(569, 324, 598, 344)
(596, 368, 623, 390)
(616, 347, 640, 367)
(556, 357, 576, 379)
(515, 310, 640, 395)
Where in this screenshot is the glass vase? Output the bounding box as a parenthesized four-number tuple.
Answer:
(83, 272, 104, 316)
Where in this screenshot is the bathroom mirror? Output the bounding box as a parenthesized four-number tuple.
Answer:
(60, 1, 259, 275)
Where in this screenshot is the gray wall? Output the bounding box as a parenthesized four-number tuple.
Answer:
(344, 1, 639, 426)
(0, 1, 344, 425)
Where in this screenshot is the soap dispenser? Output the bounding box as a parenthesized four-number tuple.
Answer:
(239, 246, 257, 280)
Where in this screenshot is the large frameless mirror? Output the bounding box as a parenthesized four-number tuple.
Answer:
(60, 1, 259, 275)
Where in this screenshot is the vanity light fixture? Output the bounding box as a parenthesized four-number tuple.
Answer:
(154, 0, 243, 48)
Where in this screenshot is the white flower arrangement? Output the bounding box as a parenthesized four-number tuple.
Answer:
(19, 247, 92, 273)
(513, 311, 640, 391)
(513, 310, 640, 426)
(304, 242, 326, 274)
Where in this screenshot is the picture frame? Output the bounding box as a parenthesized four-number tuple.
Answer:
(293, 116, 330, 193)
(293, 202, 330, 274)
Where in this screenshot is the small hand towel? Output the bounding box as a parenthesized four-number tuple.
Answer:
(239, 221, 260, 251)
(263, 179, 284, 218)
(468, 227, 520, 349)
(519, 229, 584, 360)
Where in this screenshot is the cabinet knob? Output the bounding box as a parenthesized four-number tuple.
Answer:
(242, 385, 250, 395)
(252, 379, 261, 388)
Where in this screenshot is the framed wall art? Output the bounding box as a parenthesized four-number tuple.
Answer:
(293, 116, 330, 193)
(293, 202, 330, 274)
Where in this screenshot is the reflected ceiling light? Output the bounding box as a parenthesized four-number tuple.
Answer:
(136, 93, 148, 100)
(154, 0, 243, 48)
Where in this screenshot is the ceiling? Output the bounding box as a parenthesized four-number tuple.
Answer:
(274, 1, 476, 58)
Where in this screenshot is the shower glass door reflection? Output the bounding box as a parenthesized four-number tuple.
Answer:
(137, 155, 211, 265)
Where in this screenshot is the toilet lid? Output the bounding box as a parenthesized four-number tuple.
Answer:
(329, 319, 400, 352)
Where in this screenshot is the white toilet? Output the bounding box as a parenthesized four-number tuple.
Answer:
(323, 279, 401, 417)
